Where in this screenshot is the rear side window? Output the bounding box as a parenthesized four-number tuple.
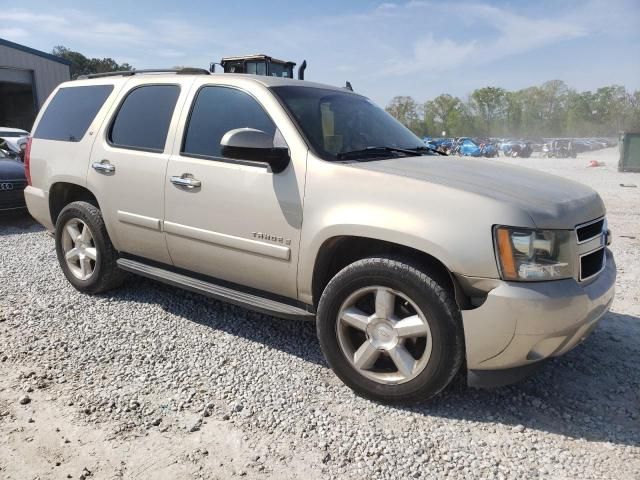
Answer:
(182, 86, 276, 159)
(109, 85, 180, 152)
(33, 85, 113, 142)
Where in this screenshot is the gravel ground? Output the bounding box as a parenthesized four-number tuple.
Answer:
(0, 147, 639, 479)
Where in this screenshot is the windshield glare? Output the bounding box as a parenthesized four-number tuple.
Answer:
(271, 86, 424, 161)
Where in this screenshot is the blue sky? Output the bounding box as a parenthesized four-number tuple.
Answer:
(1, 0, 639, 105)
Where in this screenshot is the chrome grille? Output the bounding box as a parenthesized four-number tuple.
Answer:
(0, 180, 27, 210)
(576, 218, 605, 243)
(580, 248, 606, 281)
(575, 217, 607, 281)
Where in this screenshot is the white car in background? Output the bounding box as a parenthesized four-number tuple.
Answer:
(0, 127, 30, 160)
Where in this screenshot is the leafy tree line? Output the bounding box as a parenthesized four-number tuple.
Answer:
(52, 46, 133, 79)
(386, 80, 640, 138)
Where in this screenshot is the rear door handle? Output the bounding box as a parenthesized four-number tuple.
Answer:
(92, 160, 116, 174)
(170, 174, 201, 189)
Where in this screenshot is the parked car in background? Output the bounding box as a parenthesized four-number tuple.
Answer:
(456, 138, 497, 157)
(528, 139, 546, 152)
(451, 138, 473, 156)
(595, 138, 617, 148)
(0, 139, 22, 161)
(424, 137, 454, 154)
(570, 139, 593, 153)
(474, 138, 499, 157)
(0, 127, 29, 148)
(542, 139, 577, 158)
(0, 149, 27, 213)
(501, 140, 533, 158)
(0, 127, 30, 161)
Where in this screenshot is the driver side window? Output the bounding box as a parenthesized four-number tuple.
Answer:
(181, 86, 276, 160)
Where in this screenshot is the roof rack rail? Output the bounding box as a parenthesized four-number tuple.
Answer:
(78, 68, 211, 80)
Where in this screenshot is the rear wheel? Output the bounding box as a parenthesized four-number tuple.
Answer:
(316, 257, 465, 403)
(55, 201, 126, 294)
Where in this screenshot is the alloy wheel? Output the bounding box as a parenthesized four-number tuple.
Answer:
(61, 218, 97, 281)
(336, 286, 433, 385)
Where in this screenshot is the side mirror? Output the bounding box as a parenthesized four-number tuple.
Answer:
(220, 128, 290, 174)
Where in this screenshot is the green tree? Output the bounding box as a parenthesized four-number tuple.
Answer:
(516, 86, 546, 137)
(566, 90, 595, 137)
(52, 46, 133, 79)
(538, 80, 569, 135)
(387, 81, 637, 138)
(386, 96, 421, 133)
(590, 85, 629, 135)
(627, 90, 640, 131)
(424, 94, 461, 136)
(470, 87, 507, 135)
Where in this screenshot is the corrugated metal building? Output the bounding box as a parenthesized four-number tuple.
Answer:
(0, 38, 71, 131)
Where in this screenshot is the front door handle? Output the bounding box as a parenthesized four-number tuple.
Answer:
(170, 174, 201, 189)
(92, 160, 116, 174)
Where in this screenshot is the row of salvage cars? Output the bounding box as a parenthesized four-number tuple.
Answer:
(0, 127, 29, 214)
(423, 136, 617, 158)
(423, 137, 516, 157)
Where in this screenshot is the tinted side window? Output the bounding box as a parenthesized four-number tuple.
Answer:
(109, 85, 180, 152)
(34, 85, 113, 142)
(182, 86, 276, 159)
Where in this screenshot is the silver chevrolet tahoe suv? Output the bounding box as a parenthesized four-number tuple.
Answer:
(24, 69, 616, 403)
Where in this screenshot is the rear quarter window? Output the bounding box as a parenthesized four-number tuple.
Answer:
(33, 85, 114, 142)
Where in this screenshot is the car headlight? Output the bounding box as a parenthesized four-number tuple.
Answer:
(493, 226, 573, 281)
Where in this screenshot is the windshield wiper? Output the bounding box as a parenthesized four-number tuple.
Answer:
(413, 145, 448, 156)
(337, 146, 423, 160)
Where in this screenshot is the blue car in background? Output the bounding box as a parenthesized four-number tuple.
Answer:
(457, 138, 498, 157)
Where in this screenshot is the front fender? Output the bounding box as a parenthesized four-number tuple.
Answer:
(296, 155, 533, 303)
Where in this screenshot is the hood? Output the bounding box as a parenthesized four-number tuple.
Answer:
(351, 156, 604, 229)
(0, 158, 27, 181)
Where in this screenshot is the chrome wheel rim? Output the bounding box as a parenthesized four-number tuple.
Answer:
(61, 218, 97, 281)
(336, 286, 433, 385)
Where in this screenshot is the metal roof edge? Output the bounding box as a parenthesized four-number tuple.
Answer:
(0, 38, 72, 67)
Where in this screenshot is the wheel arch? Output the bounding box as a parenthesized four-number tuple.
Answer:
(309, 235, 469, 310)
(49, 182, 101, 226)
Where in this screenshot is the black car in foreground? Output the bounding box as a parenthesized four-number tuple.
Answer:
(0, 150, 27, 213)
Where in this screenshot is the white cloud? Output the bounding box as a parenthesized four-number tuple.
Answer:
(1, 11, 69, 26)
(157, 49, 186, 58)
(377, 2, 586, 75)
(0, 28, 29, 39)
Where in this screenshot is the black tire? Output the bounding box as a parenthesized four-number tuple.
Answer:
(316, 256, 465, 403)
(55, 201, 126, 294)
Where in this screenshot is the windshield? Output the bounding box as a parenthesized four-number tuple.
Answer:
(271, 86, 425, 161)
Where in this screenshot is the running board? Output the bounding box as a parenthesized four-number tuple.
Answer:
(117, 258, 315, 321)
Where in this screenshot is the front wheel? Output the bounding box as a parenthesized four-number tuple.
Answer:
(55, 201, 126, 294)
(316, 257, 465, 403)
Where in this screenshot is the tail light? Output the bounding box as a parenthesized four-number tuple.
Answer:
(24, 137, 32, 186)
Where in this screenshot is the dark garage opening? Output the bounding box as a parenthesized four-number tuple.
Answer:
(0, 81, 37, 131)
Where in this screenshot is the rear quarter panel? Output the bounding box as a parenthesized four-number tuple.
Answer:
(28, 80, 127, 198)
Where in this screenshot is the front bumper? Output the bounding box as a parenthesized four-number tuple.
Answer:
(461, 249, 616, 386)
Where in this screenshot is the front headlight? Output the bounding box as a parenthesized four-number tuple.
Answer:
(493, 226, 573, 281)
